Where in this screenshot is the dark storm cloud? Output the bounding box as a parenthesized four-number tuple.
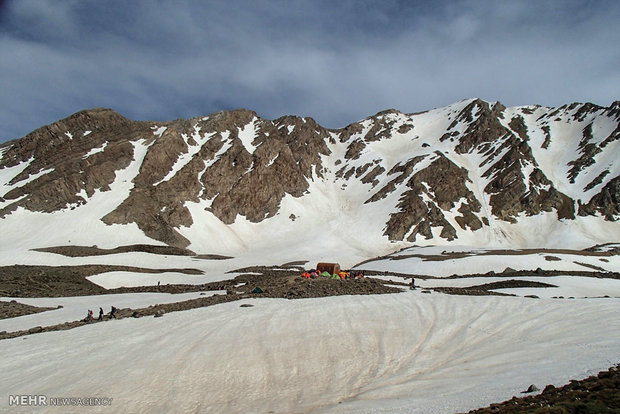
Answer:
(1, 0, 619, 142)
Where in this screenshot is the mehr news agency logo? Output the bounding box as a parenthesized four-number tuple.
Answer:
(9, 395, 113, 407)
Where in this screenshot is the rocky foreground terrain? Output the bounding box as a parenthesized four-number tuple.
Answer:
(465, 365, 620, 413)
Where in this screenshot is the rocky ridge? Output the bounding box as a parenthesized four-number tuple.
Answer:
(0, 99, 618, 249)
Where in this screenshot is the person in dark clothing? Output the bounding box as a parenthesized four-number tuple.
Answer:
(109, 306, 117, 319)
(98, 307, 104, 321)
(410, 278, 416, 290)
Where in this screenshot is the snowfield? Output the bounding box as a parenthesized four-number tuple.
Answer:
(1, 291, 619, 413)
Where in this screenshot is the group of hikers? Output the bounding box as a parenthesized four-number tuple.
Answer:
(84, 306, 117, 322)
(300, 269, 365, 280)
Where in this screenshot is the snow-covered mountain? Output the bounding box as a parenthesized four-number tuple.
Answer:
(1, 99, 618, 265)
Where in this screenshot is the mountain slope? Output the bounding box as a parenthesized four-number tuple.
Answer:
(0, 99, 618, 264)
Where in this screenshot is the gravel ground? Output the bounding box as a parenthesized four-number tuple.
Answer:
(0, 300, 57, 320)
(464, 365, 620, 413)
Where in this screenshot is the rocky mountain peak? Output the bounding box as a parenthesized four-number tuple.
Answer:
(445, 99, 508, 154)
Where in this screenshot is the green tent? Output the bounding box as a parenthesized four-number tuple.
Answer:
(321, 271, 331, 278)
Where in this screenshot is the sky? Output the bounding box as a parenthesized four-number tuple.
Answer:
(1, 0, 619, 143)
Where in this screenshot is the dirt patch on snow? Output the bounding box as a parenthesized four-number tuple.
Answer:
(0, 265, 203, 297)
(431, 279, 557, 297)
(362, 267, 620, 281)
(388, 247, 617, 262)
(0, 300, 58, 320)
(573, 261, 608, 272)
(230, 270, 400, 299)
(32, 244, 197, 257)
(193, 254, 233, 260)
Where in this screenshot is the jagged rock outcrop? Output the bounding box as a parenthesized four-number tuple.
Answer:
(377, 153, 483, 241)
(579, 176, 620, 221)
(0, 109, 150, 216)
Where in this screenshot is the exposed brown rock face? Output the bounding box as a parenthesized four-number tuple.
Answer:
(378, 153, 482, 242)
(362, 109, 409, 142)
(445, 100, 507, 154)
(508, 115, 529, 141)
(344, 139, 366, 160)
(1, 98, 618, 247)
(481, 136, 575, 222)
(0, 108, 334, 247)
(100, 111, 332, 246)
(0, 109, 150, 217)
(579, 176, 620, 220)
(568, 123, 602, 183)
(430, 99, 577, 226)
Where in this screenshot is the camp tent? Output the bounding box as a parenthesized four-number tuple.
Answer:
(316, 262, 341, 275)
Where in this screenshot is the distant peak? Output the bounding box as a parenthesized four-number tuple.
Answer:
(208, 108, 258, 122)
(67, 107, 126, 120)
(374, 108, 402, 117)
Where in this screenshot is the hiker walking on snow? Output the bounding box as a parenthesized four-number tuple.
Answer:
(98, 307, 104, 321)
(410, 278, 416, 290)
(109, 306, 117, 319)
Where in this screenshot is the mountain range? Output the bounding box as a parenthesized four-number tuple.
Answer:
(1, 98, 618, 265)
